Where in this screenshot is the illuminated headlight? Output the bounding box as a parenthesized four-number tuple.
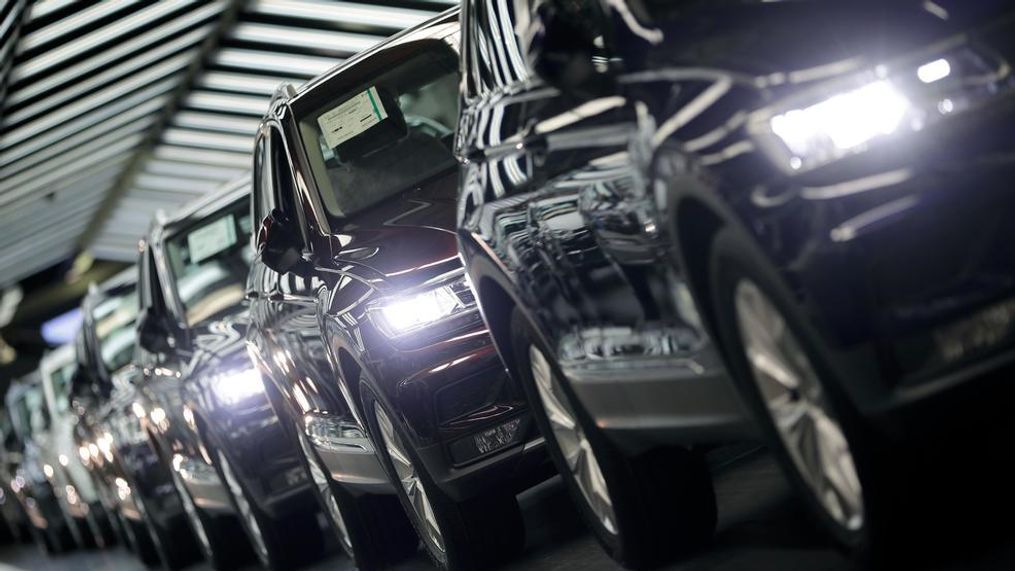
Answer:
(372, 278, 476, 337)
(210, 368, 265, 406)
(751, 44, 1010, 173)
(769, 80, 911, 167)
(78, 445, 90, 465)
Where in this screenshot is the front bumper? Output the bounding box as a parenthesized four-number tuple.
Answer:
(367, 315, 551, 500)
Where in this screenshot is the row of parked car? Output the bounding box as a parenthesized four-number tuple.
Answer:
(3, 1, 1014, 569)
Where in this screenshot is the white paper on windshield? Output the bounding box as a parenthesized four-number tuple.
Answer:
(187, 214, 237, 263)
(317, 86, 388, 149)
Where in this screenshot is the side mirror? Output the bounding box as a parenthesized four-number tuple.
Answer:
(137, 309, 173, 354)
(518, 0, 615, 97)
(256, 209, 309, 276)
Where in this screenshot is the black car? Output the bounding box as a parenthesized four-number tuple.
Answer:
(72, 269, 202, 568)
(248, 9, 551, 569)
(460, 0, 1015, 564)
(135, 177, 326, 570)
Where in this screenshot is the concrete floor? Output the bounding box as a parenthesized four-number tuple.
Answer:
(1, 450, 1011, 571)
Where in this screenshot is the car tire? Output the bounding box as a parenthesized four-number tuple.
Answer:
(707, 227, 916, 565)
(292, 416, 418, 570)
(168, 460, 251, 570)
(510, 308, 717, 569)
(212, 446, 323, 571)
(361, 382, 525, 570)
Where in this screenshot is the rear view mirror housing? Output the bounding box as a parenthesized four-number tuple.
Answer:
(256, 209, 311, 277)
(137, 307, 174, 354)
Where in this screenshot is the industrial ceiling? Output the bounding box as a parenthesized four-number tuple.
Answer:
(0, 0, 452, 286)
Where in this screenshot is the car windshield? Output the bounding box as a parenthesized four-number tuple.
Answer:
(165, 199, 253, 326)
(93, 286, 139, 374)
(298, 44, 459, 219)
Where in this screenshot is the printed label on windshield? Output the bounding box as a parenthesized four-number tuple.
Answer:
(317, 86, 388, 149)
(187, 214, 237, 263)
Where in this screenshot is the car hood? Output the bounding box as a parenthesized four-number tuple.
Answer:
(327, 169, 461, 291)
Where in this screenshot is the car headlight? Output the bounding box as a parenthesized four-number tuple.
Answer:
(769, 80, 911, 165)
(372, 277, 477, 337)
(210, 368, 265, 406)
(751, 43, 1012, 173)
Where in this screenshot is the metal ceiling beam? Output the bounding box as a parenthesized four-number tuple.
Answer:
(152, 145, 250, 168)
(143, 159, 246, 182)
(247, 0, 432, 31)
(11, 0, 205, 83)
(0, 76, 177, 153)
(197, 70, 301, 95)
(213, 47, 336, 76)
(4, 26, 210, 126)
(0, 97, 163, 170)
(0, 141, 138, 206)
(18, 0, 141, 52)
(0, 120, 150, 187)
(2, 54, 191, 139)
(230, 21, 381, 55)
(6, 2, 224, 106)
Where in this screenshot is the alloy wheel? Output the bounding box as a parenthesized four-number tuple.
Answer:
(374, 403, 445, 554)
(733, 279, 864, 531)
(529, 345, 617, 535)
(217, 450, 270, 565)
(295, 428, 354, 557)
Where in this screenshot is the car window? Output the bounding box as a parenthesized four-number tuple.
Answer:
(93, 286, 139, 374)
(165, 199, 253, 326)
(297, 44, 460, 219)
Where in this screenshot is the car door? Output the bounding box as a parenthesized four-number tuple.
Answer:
(247, 124, 351, 442)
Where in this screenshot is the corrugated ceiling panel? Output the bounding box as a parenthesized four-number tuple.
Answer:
(0, 0, 231, 286)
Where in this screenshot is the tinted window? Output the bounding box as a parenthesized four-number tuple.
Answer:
(165, 200, 253, 325)
(298, 45, 460, 219)
(93, 287, 139, 374)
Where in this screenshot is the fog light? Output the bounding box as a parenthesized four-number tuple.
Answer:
(449, 417, 525, 466)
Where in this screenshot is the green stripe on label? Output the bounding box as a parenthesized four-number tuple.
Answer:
(366, 88, 382, 121)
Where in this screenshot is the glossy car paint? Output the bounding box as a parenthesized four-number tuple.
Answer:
(134, 178, 314, 526)
(462, 0, 1015, 444)
(248, 10, 549, 504)
(456, 0, 752, 448)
